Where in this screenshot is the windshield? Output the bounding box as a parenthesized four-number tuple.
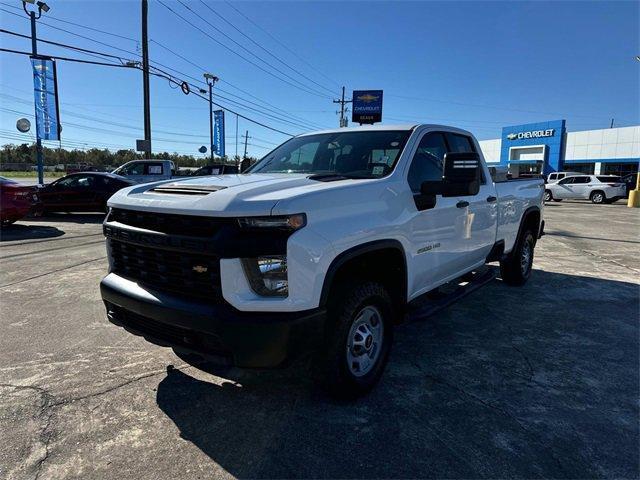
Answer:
(249, 130, 412, 178)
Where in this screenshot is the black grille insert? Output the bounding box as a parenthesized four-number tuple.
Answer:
(109, 239, 222, 301)
(109, 208, 231, 236)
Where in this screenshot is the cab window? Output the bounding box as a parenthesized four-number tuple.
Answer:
(121, 163, 144, 176)
(407, 132, 447, 193)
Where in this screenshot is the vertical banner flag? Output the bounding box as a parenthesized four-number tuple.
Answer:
(214, 110, 225, 157)
(352, 90, 383, 125)
(31, 57, 61, 140)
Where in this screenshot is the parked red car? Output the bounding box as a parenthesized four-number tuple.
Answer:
(38, 172, 134, 213)
(0, 176, 40, 226)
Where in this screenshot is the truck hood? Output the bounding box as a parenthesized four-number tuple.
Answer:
(107, 173, 366, 217)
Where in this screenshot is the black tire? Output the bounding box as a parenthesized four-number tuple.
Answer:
(552, 198, 563, 202)
(314, 281, 394, 399)
(590, 190, 605, 204)
(500, 228, 535, 286)
(543, 190, 553, 202)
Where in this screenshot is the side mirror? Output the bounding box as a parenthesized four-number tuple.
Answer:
(420, 152, 481, 198)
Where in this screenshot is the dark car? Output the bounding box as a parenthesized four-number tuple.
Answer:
(38, 172, 134, 213)
(191, 164, 239, 176)
(622, 172, 638, 197)
(0, 177, 40, 226)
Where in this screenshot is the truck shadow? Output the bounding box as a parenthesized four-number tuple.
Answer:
(0, 223, 65, 242)
(155, 269, 639, 479)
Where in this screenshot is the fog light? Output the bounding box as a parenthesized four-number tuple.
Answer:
(242, 256, 288, 296)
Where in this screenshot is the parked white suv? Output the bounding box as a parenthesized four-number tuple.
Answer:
(545, 175, 626, 204)
(100, 124, 544, 397)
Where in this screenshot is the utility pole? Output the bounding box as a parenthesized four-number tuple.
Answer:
(203, 73, 219, 165)
(23, 0, 51, 185)
(610, 118, 615, 128)
(141, 0, 152, 158)
(235, 113, 239, 165)
(333, 86, 352, 128)
(243, 130, 250, 159)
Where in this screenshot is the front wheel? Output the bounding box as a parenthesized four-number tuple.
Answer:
(500, 228, 535, 286)
(590, 190, 605, 204)
(543, 190, 552, 202)
(314, 282, 394, 398)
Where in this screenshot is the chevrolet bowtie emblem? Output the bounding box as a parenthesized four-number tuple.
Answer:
(192, 265, 208, 273)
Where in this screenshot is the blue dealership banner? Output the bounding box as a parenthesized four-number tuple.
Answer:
(352, 90, 383, 124)
(31, 57, 61, 141)
(214, 110, 225, 157)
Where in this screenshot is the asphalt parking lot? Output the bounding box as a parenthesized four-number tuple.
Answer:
(0, 202, 638, 480)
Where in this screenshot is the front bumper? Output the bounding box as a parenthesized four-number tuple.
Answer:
(100, 273, 326, 368)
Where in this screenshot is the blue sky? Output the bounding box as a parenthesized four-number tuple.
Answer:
(1, 0, 638, 159)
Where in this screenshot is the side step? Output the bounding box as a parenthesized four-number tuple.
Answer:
(406, 267, 496, 322)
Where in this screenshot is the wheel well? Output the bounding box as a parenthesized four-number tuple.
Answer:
(590, 189, 605, 198)
(521, 208, 541, 245)
(321, 243, 407, 314)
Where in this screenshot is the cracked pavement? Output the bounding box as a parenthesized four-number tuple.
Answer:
(0, 203, 638, 479)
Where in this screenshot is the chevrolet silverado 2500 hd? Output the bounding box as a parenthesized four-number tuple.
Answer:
(100, 124, 545, 397)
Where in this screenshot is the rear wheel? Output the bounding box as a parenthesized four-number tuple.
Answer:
(500, 228, 535, 286)
(590, 190, 605, 204)
(314, 281, 394, 398)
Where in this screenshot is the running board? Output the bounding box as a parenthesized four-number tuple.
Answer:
(406, 267, 496, 322)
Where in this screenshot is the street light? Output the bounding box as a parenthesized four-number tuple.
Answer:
(203, 73, 219, 165)
(22, 0, 51, 186)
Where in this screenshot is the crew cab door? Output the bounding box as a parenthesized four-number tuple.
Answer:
(445, 132, 498, 266)
(406, 132, 469, 296)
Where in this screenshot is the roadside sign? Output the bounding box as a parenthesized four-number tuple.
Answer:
(352, 90, 383, 124)
(31, 57, 61, 140)
(136, 139, 150, 152)
(214, 110, 225, 157)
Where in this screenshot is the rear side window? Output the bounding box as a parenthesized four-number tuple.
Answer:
(407, 132, 448, 192)
(597, 176, 622, 183)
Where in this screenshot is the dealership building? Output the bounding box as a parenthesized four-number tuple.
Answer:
(478, 120, 640, 177)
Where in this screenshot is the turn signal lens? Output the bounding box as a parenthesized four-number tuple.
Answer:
(237, 213, 306, 230)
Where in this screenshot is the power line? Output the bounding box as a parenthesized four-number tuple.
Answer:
(156, 0, 331, 100)
(1, 17, 328, 131)
(0, 2, 138, 43)
(149, 38, 328, 129)
(198, 0, 336, 96)
(224, 1, 341, 89)
(0, 43, 297, 136)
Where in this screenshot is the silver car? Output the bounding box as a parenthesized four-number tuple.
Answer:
(544, 175, 626, 204)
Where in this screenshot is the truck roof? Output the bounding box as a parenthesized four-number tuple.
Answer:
(297, 123, 473, 137)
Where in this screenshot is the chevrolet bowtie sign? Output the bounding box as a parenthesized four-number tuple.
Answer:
(506, 129, 555, 141)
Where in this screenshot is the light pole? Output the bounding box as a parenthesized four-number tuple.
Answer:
(203, 73, 219, 165)
(22, 0, 50, 185)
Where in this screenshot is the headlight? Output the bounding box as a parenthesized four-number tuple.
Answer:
(241, 256, 288, 297)
(237, 213, 306, 230)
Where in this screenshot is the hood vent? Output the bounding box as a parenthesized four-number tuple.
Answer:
(149, 183, 227, 195)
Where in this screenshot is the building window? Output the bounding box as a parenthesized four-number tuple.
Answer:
(564, 163, 594, 174)
(603, 163, 640, 176)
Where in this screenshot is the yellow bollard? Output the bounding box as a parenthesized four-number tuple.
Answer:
(628, 172, 640, 208)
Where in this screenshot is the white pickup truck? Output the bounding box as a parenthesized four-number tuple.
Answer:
(100, 124, 545, 397)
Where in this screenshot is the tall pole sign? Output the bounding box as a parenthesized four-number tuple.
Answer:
(352, 90, 383, 125)
(213, 110, 225, 158)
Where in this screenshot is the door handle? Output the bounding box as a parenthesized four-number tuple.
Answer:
(486, 196, 497, 203)
(456, 201, 469, 208)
